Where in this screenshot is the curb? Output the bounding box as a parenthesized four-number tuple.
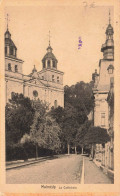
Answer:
(6, 156, 54, 170)
(6, 154, 69, 170)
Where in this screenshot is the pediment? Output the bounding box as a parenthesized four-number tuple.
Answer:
(25, 78, 46, 87)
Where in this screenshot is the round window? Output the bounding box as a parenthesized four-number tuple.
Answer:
(33, 90, 38, 97)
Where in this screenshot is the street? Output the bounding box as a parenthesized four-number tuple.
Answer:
(6, 155, 83, 184)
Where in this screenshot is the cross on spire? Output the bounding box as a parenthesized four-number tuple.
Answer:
(109, 9, 111, 24)
(48, 30, 52, 46)
(5, 13, 10, 30)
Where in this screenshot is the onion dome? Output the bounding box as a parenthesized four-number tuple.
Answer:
(42, 44, 58, 70)
(106, 23, 114, 35)
(5, 29, 17, 58)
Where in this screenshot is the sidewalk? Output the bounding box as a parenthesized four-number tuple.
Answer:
(84, 157, 112, 184)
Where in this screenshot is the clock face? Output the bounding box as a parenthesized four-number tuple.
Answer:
(33, 90, 38, 97)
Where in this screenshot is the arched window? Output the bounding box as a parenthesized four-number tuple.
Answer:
(43, 61, 46, 69)
(53, 61, 56, 68)
(54, 100, 57, 109)
(10, 47, 13, 55)
(5, 47, 7, 55)
(101, 113, 105, 127)
(107, 64, 114, 74)
(52, 75, 54, 82)
(47, 60, 50, 68)
(57, 76, 59, 83)
(15, 65, 18, 72)
(8, 63, 11, 71)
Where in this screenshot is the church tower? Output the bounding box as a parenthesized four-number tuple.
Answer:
(93, 11, 114, 129)
(92, 12, 114, 168)
(39, 33, 63, 86)
(101, 12, 114, 60)
(5, 14, 24, 102)
(5, 28, 24, 74)
(38, 32, 64, 108)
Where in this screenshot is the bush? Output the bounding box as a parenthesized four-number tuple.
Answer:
(6, 142, 56, 161)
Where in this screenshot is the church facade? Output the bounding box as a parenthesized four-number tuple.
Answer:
(92, 14, 114, 172)
(5, 28, 64, 108)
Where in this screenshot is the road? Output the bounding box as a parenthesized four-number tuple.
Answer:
(6, 154, 83, 184)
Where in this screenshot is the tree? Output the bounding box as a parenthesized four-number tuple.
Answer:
(42, 116, 61, 153)
(83, 126, 110, 158)
(30, 100, 61, 158)
(84, 126, 110, 145)
(49, 103, 80, 154)
(75, 120, 93, 147)
(64, 81, 94, 116)
(5, 93, 34, 146)
(30, 100, 47, 158)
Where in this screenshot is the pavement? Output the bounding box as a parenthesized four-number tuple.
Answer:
(6, 155, 57, 170)
(84, 156, 112, 184)
(6, 154, 113, 184)
(6, 154, 83, 184)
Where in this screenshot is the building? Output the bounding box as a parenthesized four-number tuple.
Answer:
(107, 77, 114, 171)
(92, 13, 114, 172)
(5, 27, 64, 108)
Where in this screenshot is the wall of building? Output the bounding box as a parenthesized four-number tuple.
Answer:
(5, 77, 23, 102)
(98, 60, 114, 89)
(39, 69, 63, 85)
(94, 93, 109, 129)
(5, 57, 23, 74)
(23, 83, 64, 108)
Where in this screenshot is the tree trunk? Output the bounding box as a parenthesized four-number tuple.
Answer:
(82, 147, 84, 154)
(35, 144, 38, 159)
(68, 144, 70, 155)
(91, 144, 94, 159)
(75, 145, 77, 154)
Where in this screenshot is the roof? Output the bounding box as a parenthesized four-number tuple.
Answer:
(42, 52, 58, 62)
(106, 23, 114, 34)
(5, 29, 11, 36)
(5, 38, 17, 49)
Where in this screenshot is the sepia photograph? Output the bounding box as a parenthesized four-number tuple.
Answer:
(4, 2, 115, 185)
(0, 0, 119, 191)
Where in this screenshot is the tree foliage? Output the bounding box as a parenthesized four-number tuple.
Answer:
(64, 81, 94, 115)
(5, 93, 34, 145)
(49, 81, 94, 151)
(84, 126, 110, 145)
(6, 80, 95, 159)
(30, 110, 61, 155)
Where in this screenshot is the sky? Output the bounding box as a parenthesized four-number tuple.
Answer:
(5, 5, 113, 86)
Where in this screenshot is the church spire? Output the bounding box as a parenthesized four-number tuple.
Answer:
(5, 14, 18, 58)
(48, 30, 51, 46)
(46, 31, 53, 53)
(5, 14, 11, 39)
(5, 13, 10, 31)
(101, 10, 114, 60)
(109, 9, 111, 24)
(32, 65, 37, 73)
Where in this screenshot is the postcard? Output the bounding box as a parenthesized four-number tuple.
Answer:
(0, 0, 120, 194)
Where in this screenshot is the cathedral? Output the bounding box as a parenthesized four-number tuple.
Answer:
(5, 27, 64, 108)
